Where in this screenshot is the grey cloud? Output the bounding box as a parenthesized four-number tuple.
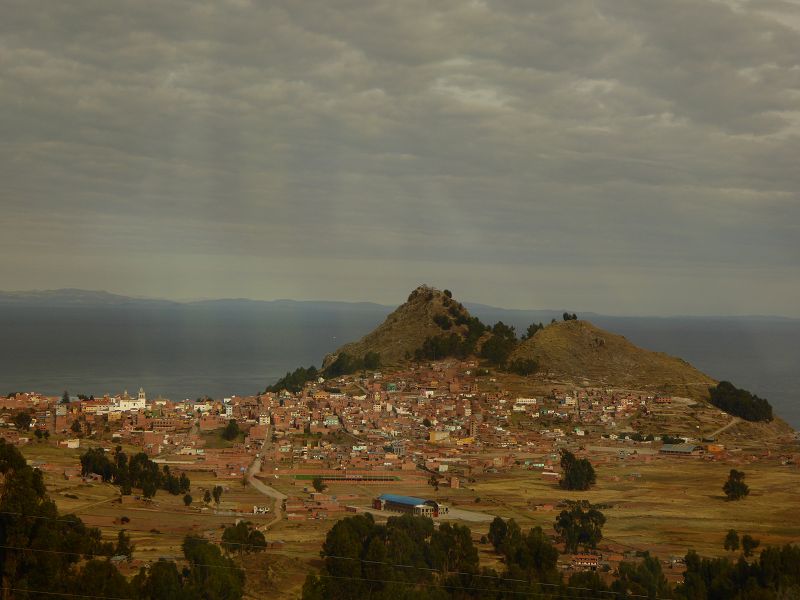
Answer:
(0, 0, 799, 315)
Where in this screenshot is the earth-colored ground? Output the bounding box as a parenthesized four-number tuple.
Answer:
(18, 435, 800, 599)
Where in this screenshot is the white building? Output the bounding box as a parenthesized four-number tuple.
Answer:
(119, 388, 147, 412)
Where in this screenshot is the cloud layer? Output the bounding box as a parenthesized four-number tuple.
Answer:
(1, 0, 799, 314)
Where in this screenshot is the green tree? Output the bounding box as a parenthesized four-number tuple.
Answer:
(221, 521, 267, 556)
(71, 559, 134, 598)
(522, 322, 544, 340)
(203, 489, 212, 504)
(480, 321, 517, 366)
(611, 552, 670, 599)
(724, 529, 740, 552)
(183, 494, 193, 507)
(182, 536, 245, 600)
(559, 449, 596, 491)
(266, 365, 318, 394)
(80, 447, 116, 481)
(488, 516, 508, 551)
(312, 476, 327, 493)
(363, 351, 381, 370)
(142, 479, 157, 499)
(503, 525, 560, 584)
(115, 529, 134, 560)
(134, 560, 186, 600)
(0, 439, 140, 598)
(12, 411, 32, 431)
(212, 485, 223, 505)
(61, 390, 71, 404)
(430, 522, 479, 574)
(554, 503, 606, 553)
(742, 534, 760, 557)
(709, 381, 773, 422)
(507, 358, 538, 376)
(723, 469, 750, 501)
(222, 419, 240, 441)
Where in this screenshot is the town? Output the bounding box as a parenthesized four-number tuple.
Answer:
(2, 360, 788, 475)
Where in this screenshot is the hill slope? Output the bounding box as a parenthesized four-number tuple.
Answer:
(510, 319, 717, 399)
(322, 285, 477, 368)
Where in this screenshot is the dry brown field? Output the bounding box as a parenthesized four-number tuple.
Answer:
(469, 455, 800, 557)
(18, 436, 800, 598)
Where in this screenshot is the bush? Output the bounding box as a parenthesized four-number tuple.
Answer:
(433, 314, 453, 330)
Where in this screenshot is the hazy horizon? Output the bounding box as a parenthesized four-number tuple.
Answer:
(2, 286, 799, 320)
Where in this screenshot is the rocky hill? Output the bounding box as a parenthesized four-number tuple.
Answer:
(509, 319, 717, 399)
(322, 285, 481, 369)
(323, 285, 721, 400)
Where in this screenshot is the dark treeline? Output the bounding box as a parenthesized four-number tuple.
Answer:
(303, 512, 800, 600)
(325, 351, 381, 377)
(264, 352, 381, 386)
(266, 365, 319, 393)
(0, 439, 244, 600)
(416, 317, 544, 375)
(709, 381, 773, 422)
(415, 316, 488, 362)
(80, 446, 190, 498)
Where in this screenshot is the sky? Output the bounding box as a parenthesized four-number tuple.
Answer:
(2, 0, 799, 316)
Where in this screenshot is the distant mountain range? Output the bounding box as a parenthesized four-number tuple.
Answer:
(1, 288, 795, 321)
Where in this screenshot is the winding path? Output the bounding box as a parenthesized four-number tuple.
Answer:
(707, 417, 740, 439)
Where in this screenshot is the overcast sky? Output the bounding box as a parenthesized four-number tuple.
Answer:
(2, 0, 799, 316)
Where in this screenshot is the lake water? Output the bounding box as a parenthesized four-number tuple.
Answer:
(1, 302, 797, 428)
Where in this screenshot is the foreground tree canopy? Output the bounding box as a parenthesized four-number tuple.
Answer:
(303, 511, 800, 600)
(0, 438, 244, 600)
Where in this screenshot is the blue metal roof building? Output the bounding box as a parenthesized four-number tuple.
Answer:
(373, 494, 449, 517)
(377, 494, 426, 506)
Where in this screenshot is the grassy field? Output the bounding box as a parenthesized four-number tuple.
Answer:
(17, 437, 800, 598)
(21, 441, 274, 558)
(469, 456, 800, 557)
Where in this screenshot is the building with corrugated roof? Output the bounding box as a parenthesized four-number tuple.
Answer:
(373, 493, 449, 517)
(659, 443, 703, 456)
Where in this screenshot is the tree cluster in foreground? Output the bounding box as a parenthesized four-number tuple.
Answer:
(0, 438, 245, 600)
(303, 511, 800, 600)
